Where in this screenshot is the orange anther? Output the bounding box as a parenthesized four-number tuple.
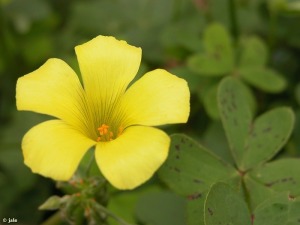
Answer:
(96, 124, 123, 142)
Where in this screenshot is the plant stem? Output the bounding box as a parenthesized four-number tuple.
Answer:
(268, 9, 277, 50)
(85, 153, 95, 177)
(40, 212, 62, 225)
(93, 203, 135, 225)
(229, 0, 239, 44)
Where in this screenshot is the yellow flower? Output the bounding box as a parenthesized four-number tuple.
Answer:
(16, 36, 190, 190)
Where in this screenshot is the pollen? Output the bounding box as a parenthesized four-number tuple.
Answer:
(97, 124, 123, 142)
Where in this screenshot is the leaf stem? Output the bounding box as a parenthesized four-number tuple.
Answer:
(229, 0, 239, 44)
(268, 9, 277, 50)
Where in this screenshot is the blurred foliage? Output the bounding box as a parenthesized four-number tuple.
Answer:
(1, 0, 300, 224)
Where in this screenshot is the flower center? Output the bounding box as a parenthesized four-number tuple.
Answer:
(96, 124, 123, 142)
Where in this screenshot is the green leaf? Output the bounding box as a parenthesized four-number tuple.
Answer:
(187, 23, 234, 76)
(158, 134, 237, 196)
(241, 107, 294, 170)
(253, 193, 300, 225)
(239, 37, 268, 68)
(196, 77, 220, 100)
(107, 185, 162, 225)
(188, 54, 231, 77)
(204, 182, 251, 225)
(244, 175, 276, 210)
(203, 84, 220, 120)
(249, 159, 300, 196)
(201, 122, 235, 165)
(107, 193, 137, 225)
(239, 67, 287, 93)
(218, 77, 253, 167)
(135, 191, 186, 225)
(203, 81, 256, 121)
(187, 176, 243, 225)
(186, 191, 208, 225)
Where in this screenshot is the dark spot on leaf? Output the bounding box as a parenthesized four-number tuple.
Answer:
(175, 144, 180, 151)
(193, 179, 203, 184)
(288, 195, 295, 200)
(175, 155, 179, 159)
(265, 180, 277, 187)
(208, 207, 213, 216)
(281, 177, 295, 183)
(174, 167, 181, 173)
(265, 177, 295, 187)
(251, 132, 257, 138)
(181, 138, 186, 144)
(262, 126, 272, 133)
(187, 192, 202, 200)
(251, 214, 255, 224)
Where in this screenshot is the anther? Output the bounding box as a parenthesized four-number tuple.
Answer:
(97, 124, 124, 142)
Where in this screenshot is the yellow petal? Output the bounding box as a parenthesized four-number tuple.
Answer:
(75, 36, 142, 127)
(119, 69, 190, 127)
(16, 58, 91, 137)
(95, 126, 170, 190)
(22, 120, 95, 180)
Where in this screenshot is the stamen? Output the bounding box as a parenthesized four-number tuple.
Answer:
(96, 124, 123, 142)
(98, 124, 109, 135)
